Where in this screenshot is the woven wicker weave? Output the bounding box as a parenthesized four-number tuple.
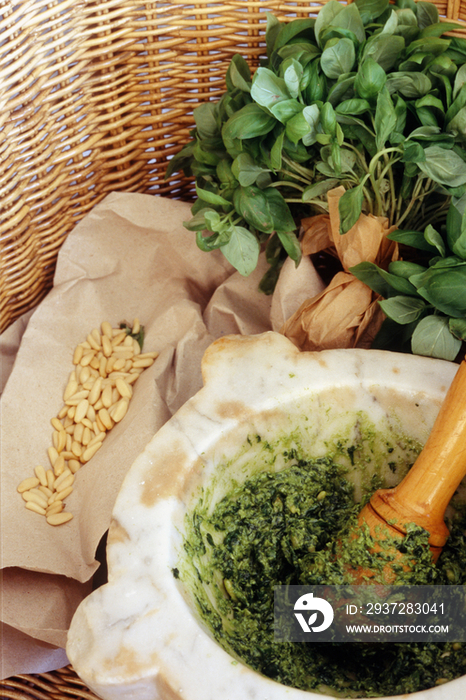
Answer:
(1, 0, 466, 694)
(1, 0, 466, 334)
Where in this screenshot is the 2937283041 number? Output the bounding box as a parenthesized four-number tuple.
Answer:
(366, 602, 445, 615)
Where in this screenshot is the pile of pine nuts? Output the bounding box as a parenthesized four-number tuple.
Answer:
(17, 319, 157, 526)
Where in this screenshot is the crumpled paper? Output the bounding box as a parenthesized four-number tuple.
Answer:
(282, 186, 399, 350)
(0, 191, 323, 679)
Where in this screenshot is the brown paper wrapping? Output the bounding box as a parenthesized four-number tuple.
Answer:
(282, 186, 399, 350)
(1, 191, 326, 679)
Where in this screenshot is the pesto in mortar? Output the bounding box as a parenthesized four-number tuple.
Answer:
(181, 453, 466, 698)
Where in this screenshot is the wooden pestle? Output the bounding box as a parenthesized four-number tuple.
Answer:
(355, 357, 466, 576)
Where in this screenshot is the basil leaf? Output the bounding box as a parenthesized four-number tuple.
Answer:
(375, 88, 397, 150)
(410, 259, 466, 317)
(424, 224, 446, 256)
(411, 315, 462, 360)
(362, 33, 405, 71)
(388, 229, 438, 253)
(446, 195, 466, 259)
(302, 179, 340, 201)
(415, 1, 438, 30)
(385, 71, 432, 98)
(282, 58, 304, 99)
(379, 296, 427, 324)
(350, 261, 396, 297)
(222, 103, 277, 141)
(450, 317, 466, 341)
(338, 184, 363, 233)
(355, 57, 387, 100)
(225, 54, 252, 93)
(335, 98, 371, 115)
(232, 153, 270, 187)
(265, 12, 282, 57)
(233, 186, 295, 234)
(251, 67, 290, 108)
(277, 231, 302, 265)
(355, 0, 389, 24)
(388, 260, 427, 278)
(270, 98, 303, 124)
(274, 18, 316, 50)
(418, 145, 466, 188)
(220, 226, 260, 276)
(321, 38, 356, 79)
(195, 184, 232, 207)
(329, 2, 366, 44)
(315, 0, 344, 47)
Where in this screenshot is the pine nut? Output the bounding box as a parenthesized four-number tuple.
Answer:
(56, 430, 66, 453)
(56, 473, 74, 493)
(74, 423, 84, 443)
(89, 377, 102, 405)
(54, 468, 72, 489)
(51, 417, 64, 432)
(52, 486, 73, 502)
(99, 355, 108, 377)
(75, 399, 89, 424)
(82, 426, 91, 446)
(39, 485, 54, 499)
(58, 405, 69, 419)
(87, 431, 106, 448)
(101, 383, 113, 408)
(116, 378, 132, 399)
(63, 379, 78, 401)
(46, 470, 55, 490)
(112, 358, 126, 371)
(102, 335, 112, 357)
(86, 404, 96, 422)
(82, 441, 103, 462)
(26, 501, 47, 516)
(71, 441, 82, 458)
(47, 512, 73, 526)
(73, 345, 84, 365)
(48, 446, 59, 467)
(46, 502, 64, 516)
(80, 351, 95, 367)
(112, 331, 126, 347)
(22, 490, 48, 508)
(132, 317, 140, 334)
(101, 321, 113, 339)
(68, 459, 81, 474)
(53, 455, 65, 477)
(112, 398, 129, 423)
(98, 408, 113, 431)
(132, 358, 155, 368)
(132, 338, 141, 355)
(34, 465, 48, 486)
(17, 477, 40, 493)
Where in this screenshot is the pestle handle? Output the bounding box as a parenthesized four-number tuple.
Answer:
(368, 358, 466, 550)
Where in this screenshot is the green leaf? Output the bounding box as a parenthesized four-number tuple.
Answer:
(270, 98, 303, 124)
(233, 186, 295, 234)
(449, 317, 466, 341)
(388, 260, 427, 278)
(285, 109, 312, 144)
(385, 71, 432, 98)
(183, 208, 217, 231)
(282, 58, 304, 99)
(379, 296, 427, 324)
(222, 103, 277, 141)
(418, 145, 466, 188)
(270, 129, 285, 170)
(355, 0, 390, 24)
(277, 231, 302, 265)
(415, 1, 438, 29)
(388, 229, 438, 253)
(302, 178, 340, 201)
(453, 63, 466, 101)
(321, 38, 356, 79)
(350, 261, 396, 297)
(274, 18, 316, 50)
(265, 12, 282, 57)
(411, 315, 462, 360)
(420, 21, 461, 38)
(338, 184, 363, 233)
(335, 98, 371, 115)
(225, 54, 252, 93)
(315, 0, 344, 47)
(195, 184, 232, 207)
(193, 102, 220, 140)
(304, 59, 328, 102)
(424, 224, 446, 257)
(446, 195, 466, 259)
(362, 33, 405, 72)
(374, 88, 397, 151)
(220, 226, 260, 276)
(410, 259, 466, 317)
(231, 153, 270, 187)
(354, 57, 387, 100)
(329, 2, 366, 44)
(250, 67, 290, 108)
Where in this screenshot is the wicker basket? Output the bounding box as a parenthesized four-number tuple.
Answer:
(1, 0, 466, 694)
(2, 0, 466, 335)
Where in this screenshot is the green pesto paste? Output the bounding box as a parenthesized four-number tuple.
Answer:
(179, 452, 466, 698)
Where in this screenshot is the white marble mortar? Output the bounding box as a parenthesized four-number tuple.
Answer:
(67, 331, 465, 700)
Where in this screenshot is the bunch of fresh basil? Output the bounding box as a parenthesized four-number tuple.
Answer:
(352, 194, 466, 359)
(166, 0, 466, 358)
